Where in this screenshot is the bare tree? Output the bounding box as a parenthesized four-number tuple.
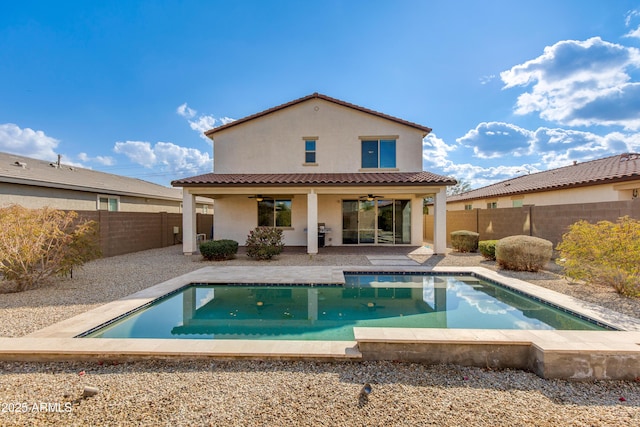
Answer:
(447, 179, 472, 196)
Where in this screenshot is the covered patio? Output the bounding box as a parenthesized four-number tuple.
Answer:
(173, 172, 454, 255)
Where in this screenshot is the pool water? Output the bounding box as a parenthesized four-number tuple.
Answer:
(84, 274, 607, 340)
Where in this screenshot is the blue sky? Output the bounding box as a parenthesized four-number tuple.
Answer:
(2, 0, 640, 188)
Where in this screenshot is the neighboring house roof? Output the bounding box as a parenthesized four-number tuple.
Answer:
(204, 92, 433, 137)
(173, 171, 456, 187)
(448, 153, 640, 203)
(0, 152, 185, 201)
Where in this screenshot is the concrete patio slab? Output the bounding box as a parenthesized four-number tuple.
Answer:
(366, 255, 420, 266)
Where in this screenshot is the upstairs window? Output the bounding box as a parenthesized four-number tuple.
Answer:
(361, 139, 396, 168)
(304, 139, 316, 164)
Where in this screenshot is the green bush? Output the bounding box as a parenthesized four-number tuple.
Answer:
(495, 235, 552, 272)
(199, 239, 238, 261)
(556, 216, 640, 297)
(450, 230, 479, 252)
(245, 227, 284, 260)
(0, 205, 101, 292)
(478, 240, 498, 260)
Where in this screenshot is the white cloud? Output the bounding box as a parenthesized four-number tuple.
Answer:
(625, 26, 640, 39)
(176, 103, 235, 142)
(456, 122, 534, 159)
(114, 140, 212, 176)
(422, 132, 531, 187)
(0, 123, 60, 160)
(534, 128, 640, 169)
(500, 37, 640, 129)
(176, 103, 196, 119)
(114, 141, 157, 167)
(188, 115, 217, 134)
(423, 123, 640, 188)
(78, 152, 115, 166)
(479, 75, 496, 85)
(422, 133, 457, 167)
(624, 10, 640, 39)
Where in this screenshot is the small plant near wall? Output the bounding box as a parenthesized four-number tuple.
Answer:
(478, 240, 498, 260)
(451, 230, 479, 252)
(495, 235, 552, 272)
(245, 227, 284, 260)
(0, 204, 101, 292)
(199, 239, 238, 261)
(556, 216, 640, 297)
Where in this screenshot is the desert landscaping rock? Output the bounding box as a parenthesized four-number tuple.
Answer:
(1, 246, 639, 425)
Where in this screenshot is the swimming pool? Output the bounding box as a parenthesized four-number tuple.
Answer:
(83, 273, 609, 340)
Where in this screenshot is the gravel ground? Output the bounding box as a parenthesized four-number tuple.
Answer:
(1, 245, 639, 426)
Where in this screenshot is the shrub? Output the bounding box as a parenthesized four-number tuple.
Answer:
(556, 216, 640, 297)
(478, 240, 498, 260)
(495, 235, 552, 272)
(245, 227, 284, 260)
(199, 239, 238, 261)
(0, 205, 101, 292)
(450, 230, 479, 252)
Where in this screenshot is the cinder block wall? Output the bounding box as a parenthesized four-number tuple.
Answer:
(478, 207, 532, 241)
(531, 200, 640, 245)
(424, 199, 640, 246)
(74, 211, 213, 257)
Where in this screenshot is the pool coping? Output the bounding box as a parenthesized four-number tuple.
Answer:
(3, 266, 640, 380)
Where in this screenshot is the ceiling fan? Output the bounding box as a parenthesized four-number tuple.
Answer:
(359, 194, 384, 202)
(248, 194, 272, 202)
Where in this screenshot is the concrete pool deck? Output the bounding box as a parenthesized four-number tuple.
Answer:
(2, 265, 640, 380)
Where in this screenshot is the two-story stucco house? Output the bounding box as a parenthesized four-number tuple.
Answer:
(172, 93, 455, 255)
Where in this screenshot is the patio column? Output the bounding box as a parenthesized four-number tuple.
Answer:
(433, 189, 447, 254)
(182, 190, 197, 255)
(411, 196, 424, 245)
(307, 190, 318, 254)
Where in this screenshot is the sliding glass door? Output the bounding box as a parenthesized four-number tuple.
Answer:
(342, 199, 411, 244)
(393, 200, 411, 244)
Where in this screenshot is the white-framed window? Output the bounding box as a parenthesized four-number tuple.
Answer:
(303, 137, 317, 164)
(464, 204, 473, 210)
(97, 195, 120, 211)
(486, 201, 498, 209)
(512, 199, 523, 208)
(361, 137, 396, 168)
(258, 199, 292, 227)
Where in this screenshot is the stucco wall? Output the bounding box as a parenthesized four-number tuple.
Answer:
(0, 183, 98, 210)
(213, 194, 423, 247)
(213, 195, 318, 246)
(0, 182, 216, 213)
(212, 98, 425, 174)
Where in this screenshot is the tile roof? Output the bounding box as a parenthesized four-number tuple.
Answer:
(448, 153, 640, 202)
(204, 92, 432, 137)
(172, 171, 456, 187)
(0, 152, 184, 201)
